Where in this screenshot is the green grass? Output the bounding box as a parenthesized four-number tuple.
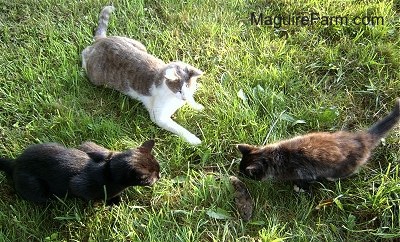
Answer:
(1, 0, 399, 241)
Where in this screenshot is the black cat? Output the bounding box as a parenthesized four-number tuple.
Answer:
(0, 140, 160, 204)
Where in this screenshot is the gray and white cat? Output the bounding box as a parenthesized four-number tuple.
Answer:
(82, 6, 204, 145)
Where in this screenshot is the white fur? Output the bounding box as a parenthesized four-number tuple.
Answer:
(326, 177, 337, 181)
(293, 185, 306, 193)
(181, 79, 204, 111)
(125, 77, 203, 145)
(81, 47, 90, 72)
(164, 68, 179, 81)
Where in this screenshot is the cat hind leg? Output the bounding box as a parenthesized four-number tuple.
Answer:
(123, 38, 147, 52)
(81, 46, 94, 72)
(14, 173, 50, 203)
(81, 48, 89, 71)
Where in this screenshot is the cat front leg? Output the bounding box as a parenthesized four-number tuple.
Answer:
(69, 175, 102, 201)
(186, 95, 204, 111)
(293, 180, 311, 193)
(153, 116, 202, 145)
(148, 97, 202, 145)
(106, 195, 122, 206)
(181, 83, 204, 111)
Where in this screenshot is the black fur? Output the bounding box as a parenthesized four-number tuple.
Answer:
(0, 141, 159, 204)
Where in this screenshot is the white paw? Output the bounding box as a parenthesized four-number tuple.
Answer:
(293, 185, 305, 193)
(193, 104, 204, 111)
(184, 134, 202, 145)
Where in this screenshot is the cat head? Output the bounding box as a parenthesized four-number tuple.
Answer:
(110, 140, 160, 186)
(237, 144, 274, 181)
(163, 61, 203, 100)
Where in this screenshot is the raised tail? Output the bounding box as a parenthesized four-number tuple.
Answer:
(0, 157, 14, 177)
(367, 98, 400, 142)
(94, 6, 115, 41)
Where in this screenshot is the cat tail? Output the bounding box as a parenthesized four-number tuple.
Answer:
(367, 98, 400, 143)
(94, 6, 115, 41)
(0, 157, 14, 177)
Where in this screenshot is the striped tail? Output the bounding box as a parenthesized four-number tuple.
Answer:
(367, 98, 400, 144)
(94, 6, 115, 40)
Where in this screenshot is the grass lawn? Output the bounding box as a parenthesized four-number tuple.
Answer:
(1, 0, 399, 241)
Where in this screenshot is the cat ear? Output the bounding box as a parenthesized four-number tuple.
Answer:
(188, 67, 203, 78)
(237, 144, 254, 155)
(165, 68, 179, 81)
(140, 140, 155, 152)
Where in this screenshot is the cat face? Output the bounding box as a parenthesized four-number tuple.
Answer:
(237, 144, 270, 181)
(163, 62, 203, 100)
(112, 140, 160, 186)
(133, 140, 160, 186)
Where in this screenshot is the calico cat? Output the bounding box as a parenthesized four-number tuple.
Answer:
(0, 140, 160, 204)
(238, 98, 400, 192)
(82, 6, 204, 145)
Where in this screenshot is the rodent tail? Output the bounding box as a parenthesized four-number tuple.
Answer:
(0, 157, 14, 177)
(94, 6, 115, 41)
(367, 98, 400, 144)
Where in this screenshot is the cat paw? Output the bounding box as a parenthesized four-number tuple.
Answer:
(192, 103, 204, 111)
(185, 134, 202, 145)
(106, 196, 121, 206)
(293, 184, 306, 193)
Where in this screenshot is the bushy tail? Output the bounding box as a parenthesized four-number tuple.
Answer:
(94, 6, 115, 41)
(0, 157, 14, 177)
(367, 98, 400, 143)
